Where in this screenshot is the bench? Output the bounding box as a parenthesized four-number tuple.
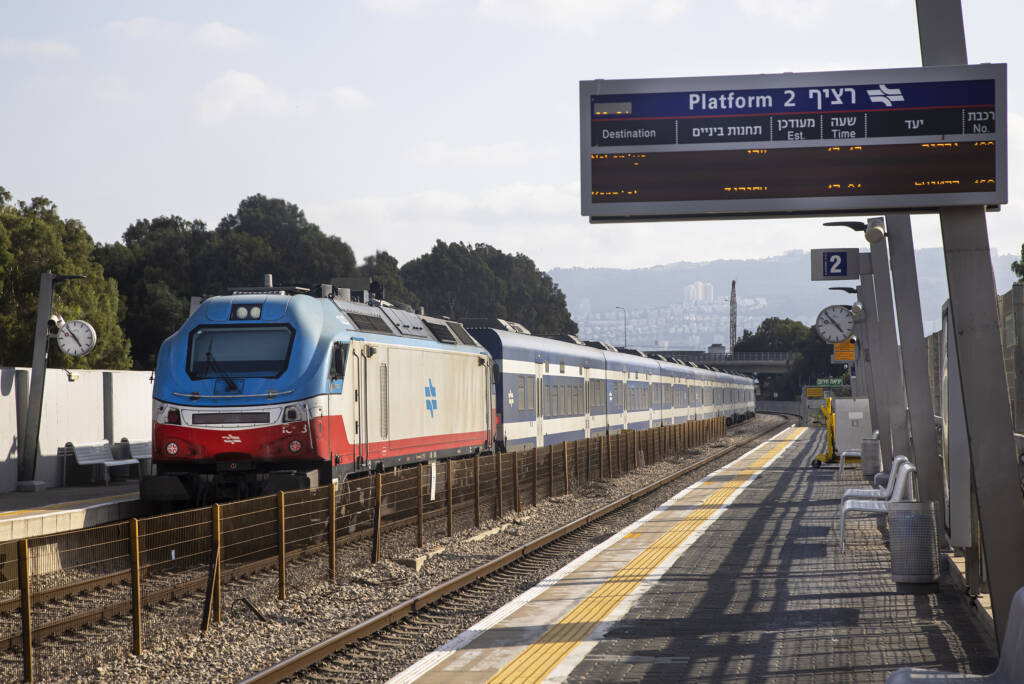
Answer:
(839, 462, 916, 553)
(835, 429, 880, 481)
(61, 441, 140, 486)
(842, 456, 910, 506)
(886, 584, 1024, 683)
(119, 438, 153, 477)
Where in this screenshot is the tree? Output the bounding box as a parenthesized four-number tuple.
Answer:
(358, 250, 419, 309)
(734, 317, 833, 400)
(94, 216, 207, 368)
(401, 241, 578, 335)
(95, 195, 359, 368)
(0, 188, 131, 369)
(205, 194, 355, 294)
(1013, 243, 1024, 282)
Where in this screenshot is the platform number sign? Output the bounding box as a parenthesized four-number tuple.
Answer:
(811, 248, 860, 281)
(823, 251, 848, 277)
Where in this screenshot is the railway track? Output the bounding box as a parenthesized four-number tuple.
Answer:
(242, 414, 794, 684)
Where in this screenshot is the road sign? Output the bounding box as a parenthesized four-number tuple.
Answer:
(806, 387, 825, 398)
(580, 63, 1006, 221)
(811, 248, 861, 280)
(834, 340, 856, 361)
(817, 377, 844, 386)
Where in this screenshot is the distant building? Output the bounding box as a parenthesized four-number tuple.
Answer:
(707, 343, 726, 354)
(684, 281, 715, 303)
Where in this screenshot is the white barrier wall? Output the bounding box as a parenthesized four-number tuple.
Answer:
(0, 368, 153, 492)
(0, 370, 20, 493)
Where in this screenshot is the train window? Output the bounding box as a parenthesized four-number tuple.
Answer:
(517, 376, 525, 410)
(560, 361, 565, 373)
(188, 325, 294, 380)
(527, 381, 535, 411)
(331, 342, 348, 380)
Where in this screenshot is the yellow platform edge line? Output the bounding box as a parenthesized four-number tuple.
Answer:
(487, 427, 803, 684)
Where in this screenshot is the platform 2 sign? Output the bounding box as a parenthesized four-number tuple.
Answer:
(811, 248, 861, 281)
(580, 64, 1006, 222)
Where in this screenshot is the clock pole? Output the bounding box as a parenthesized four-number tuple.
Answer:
(18, 273, 85, 491)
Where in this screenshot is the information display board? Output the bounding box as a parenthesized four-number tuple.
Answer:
(580, 64, 1006, 221)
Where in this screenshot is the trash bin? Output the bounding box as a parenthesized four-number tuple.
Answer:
(860, 438, 881, 479)
(888, 501, 939, 583)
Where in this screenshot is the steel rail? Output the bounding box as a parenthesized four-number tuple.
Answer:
(240, 415, 794, 684)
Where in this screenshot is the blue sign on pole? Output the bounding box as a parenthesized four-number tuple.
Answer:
(822, 251, 848, 278)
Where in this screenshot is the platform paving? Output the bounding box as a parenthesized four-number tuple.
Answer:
(567, 428, 997, 683)
(0, 483, 142, 542)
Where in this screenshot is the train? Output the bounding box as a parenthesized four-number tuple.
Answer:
(142, 282, 756, 505)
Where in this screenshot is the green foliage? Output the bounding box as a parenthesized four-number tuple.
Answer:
(95, 195, 358, 368)
(734, 316, 834, 400)
(1013, 243, 1024, 282)
(0, 188, 131, 369)
(401, 241, 578, 335)
(358, 251, 419, 309)
(205, 195, 355, 294)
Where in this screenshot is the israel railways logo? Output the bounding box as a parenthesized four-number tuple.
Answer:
(222, 434, 242, 445)
(867, 84, 905, 107)
(425, 379, 438, 418)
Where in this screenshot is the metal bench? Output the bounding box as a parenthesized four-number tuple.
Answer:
(886, 584, 1024, 683)
(841, 456, 910, 506)
(119, 438, 153, 477)
(61, 440, 139, 486)
(839, 462, 916, 553)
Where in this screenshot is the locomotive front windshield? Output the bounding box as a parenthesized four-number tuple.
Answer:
(187, 325, 294, 379)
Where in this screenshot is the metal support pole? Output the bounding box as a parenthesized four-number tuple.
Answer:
(474, 454, 481, 527)
(917, 0, 1024, 647)
(860, 260, 895, 467)
(212, 504, 221, 623)
(19, 539, 32, 683)
(513, 452, 521, 512)
(417, 465, 424, 547)
(446, 460, 453, 537)
(372, 474, 382, 564)
(20, 273, 56, 486)
(130, 518, 142, 655)
(328, 482, 337, 581)
(277, 491, 287, 598)
(563, 443, 569, 495)
(884, 213, 945, 532)
(867, 220, 912, 462)
(496, 453, 503, 516)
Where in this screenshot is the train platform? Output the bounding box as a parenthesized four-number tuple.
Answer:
(392, 425, 998, 683)
(0, 482, 143, 543)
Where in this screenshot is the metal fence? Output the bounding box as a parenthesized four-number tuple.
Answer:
(0, 418, 725, 682)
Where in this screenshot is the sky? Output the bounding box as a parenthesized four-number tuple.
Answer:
(1, 0, 1021, 272)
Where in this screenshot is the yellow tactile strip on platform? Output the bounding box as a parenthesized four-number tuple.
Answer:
(487, 427, 804, 684)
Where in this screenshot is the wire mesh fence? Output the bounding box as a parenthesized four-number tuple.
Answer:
(2, 418, 725, 681)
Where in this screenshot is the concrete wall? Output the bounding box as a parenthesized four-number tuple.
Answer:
(923, 283, 1024, 433)
(0, 370, 20, 493)
(0, 367, 152, 492)
(996, 283, 1024, 432)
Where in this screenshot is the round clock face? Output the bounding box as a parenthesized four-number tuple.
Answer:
(815, 305, 854, 343)
(56, 320, 97, 357)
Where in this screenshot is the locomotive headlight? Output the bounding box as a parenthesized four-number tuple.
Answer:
(249, 305, 261, 319)
(288, 440, 302, 454)
(235, 306, 249, 319)
(165, 441, 180, 456)
(283, 404, 302, 422)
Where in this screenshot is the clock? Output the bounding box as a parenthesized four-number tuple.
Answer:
(56, 320, 97, 357)
(815, 305, 854, 344)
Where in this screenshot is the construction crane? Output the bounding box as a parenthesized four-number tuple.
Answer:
(729, 280, 737, 353)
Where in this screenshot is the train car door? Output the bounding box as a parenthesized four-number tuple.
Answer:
(583, 367, 591, 438)
(351, 340, 368, 471)
(534, 362, 544, 447)
(326, 341, 348, 473)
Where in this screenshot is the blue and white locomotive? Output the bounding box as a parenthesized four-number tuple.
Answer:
(144, 282, 755, 505)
